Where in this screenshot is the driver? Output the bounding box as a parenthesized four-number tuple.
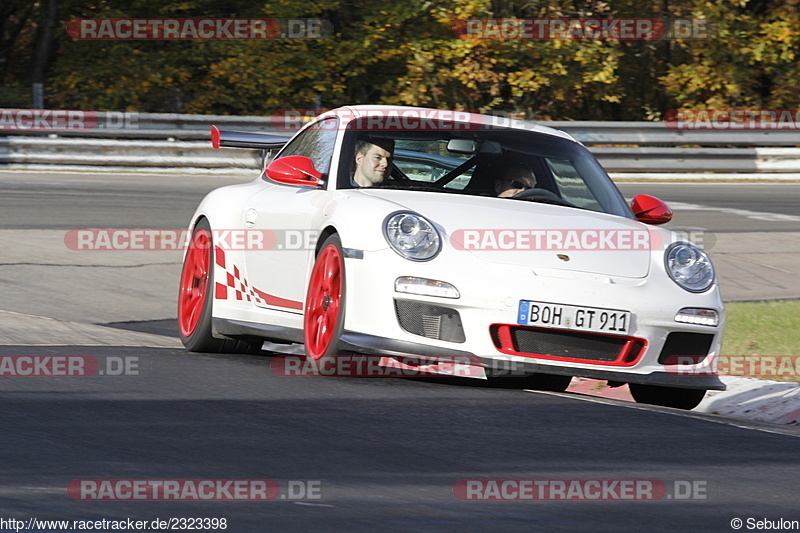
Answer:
(494, 163, 536, 197)
(353, 138, 394, 187)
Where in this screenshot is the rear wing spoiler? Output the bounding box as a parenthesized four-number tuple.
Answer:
(210, 125, 291, 150)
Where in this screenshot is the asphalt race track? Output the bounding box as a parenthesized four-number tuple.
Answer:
(1, 171, 799, 532)
(616, 182, 800, 233)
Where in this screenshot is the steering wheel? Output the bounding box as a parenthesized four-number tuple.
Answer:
(512, 188, 577, 208)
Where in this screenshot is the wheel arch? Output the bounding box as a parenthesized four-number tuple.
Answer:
(316, 225, 340, 256)
(190, 213, 209, 231)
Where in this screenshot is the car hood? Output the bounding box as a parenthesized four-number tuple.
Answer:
(359, 189, 653, 278)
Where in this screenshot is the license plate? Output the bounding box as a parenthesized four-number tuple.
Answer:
(518, 300, 631, 335)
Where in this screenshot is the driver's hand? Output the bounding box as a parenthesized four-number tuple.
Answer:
(499, 187, 525, 198)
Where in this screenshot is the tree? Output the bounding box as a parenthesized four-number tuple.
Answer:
(661, 0, 800, 110)
(1, 0, 796, 119)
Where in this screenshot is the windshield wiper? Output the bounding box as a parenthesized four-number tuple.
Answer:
(512, 196, 584, 209)
(508, 189, 583, 209)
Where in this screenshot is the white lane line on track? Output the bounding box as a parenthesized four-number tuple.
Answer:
(0, 343, 179, 348)
(293, 502, 336, 507)
(668, 202, 800, 222)
(736, 257, 794, 274)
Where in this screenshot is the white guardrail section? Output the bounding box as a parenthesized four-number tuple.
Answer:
(1, 112, 799, 176)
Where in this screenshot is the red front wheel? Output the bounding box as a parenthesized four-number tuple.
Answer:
(304, 234, 346, 359)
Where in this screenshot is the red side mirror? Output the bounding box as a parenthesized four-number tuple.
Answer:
(265, 156, 322, 187)
(210, 125, 221, 149)
(631, 194, 672, 225)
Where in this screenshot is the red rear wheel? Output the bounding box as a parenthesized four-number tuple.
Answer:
(178, 218, 259, 353)
(304, 234, 346, 359)
(178, 225, 211, 338)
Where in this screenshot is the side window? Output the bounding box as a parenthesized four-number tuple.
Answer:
(545, 157, 602, 211)
(276, 117, 339, 175)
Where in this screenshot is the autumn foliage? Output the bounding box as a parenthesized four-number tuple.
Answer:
(1, 0, 798, 120)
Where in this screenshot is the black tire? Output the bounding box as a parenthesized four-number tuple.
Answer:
(303, 233, 347, 362)
(177, 218, 260, 354)
(629, 383, 706, 410)
(523, 373, 573, 392)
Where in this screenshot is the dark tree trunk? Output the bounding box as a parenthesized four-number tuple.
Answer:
(30, 0, 58, 106)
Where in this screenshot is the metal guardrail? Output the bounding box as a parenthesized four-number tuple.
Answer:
(549, 121, 800, 147)
(1, 113, 291, 141)
(1, 112, 800, 174)
(591, 147, 800, 172)
(0, 137, 262, 169)
(5, 112, 800, 146)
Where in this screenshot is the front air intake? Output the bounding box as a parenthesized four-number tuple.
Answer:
(658, 332, 714, 365)
(394, 299, 466, 343)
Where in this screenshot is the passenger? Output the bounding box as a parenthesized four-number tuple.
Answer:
(494, 163, 536, 197)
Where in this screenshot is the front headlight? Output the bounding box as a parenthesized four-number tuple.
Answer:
(664, 242, 715, 293)
(383, 212, 441, 261)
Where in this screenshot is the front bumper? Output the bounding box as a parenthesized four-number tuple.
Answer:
(340, 330, 725, 390)
(342, 247, 726, 391)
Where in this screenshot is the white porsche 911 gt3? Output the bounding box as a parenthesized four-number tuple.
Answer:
(178, 105, 724, 410)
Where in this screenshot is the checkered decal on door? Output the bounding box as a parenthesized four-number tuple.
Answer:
(213, 246, 303, 310)
(214, 246, 264, 304)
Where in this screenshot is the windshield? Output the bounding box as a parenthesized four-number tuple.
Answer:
(339, 123, 633, 219)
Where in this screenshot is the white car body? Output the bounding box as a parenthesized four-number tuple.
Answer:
(180, 105, 725, 408)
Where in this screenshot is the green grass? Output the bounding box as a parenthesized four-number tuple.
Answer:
(720, 300, 800, 381)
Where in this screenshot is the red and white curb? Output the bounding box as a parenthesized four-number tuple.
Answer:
(699, 377, 800, 425)
(566, 376, 800, 425)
